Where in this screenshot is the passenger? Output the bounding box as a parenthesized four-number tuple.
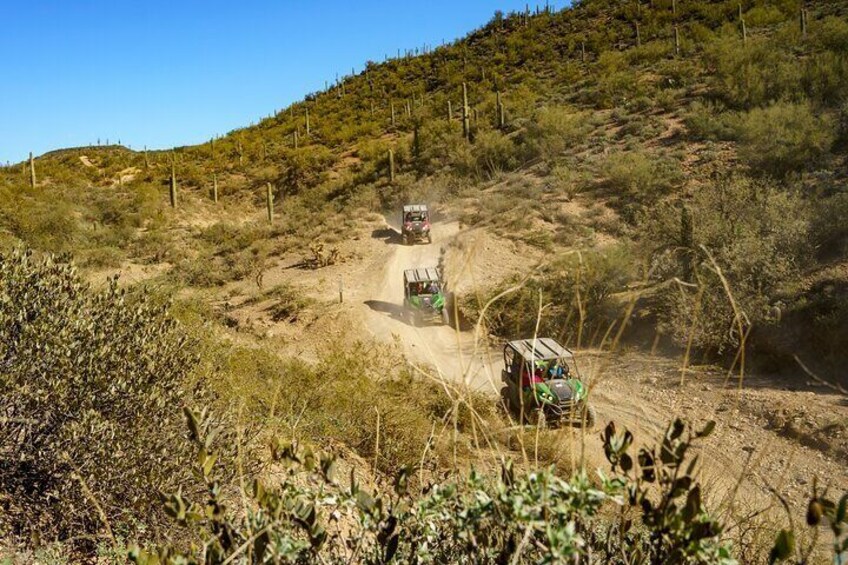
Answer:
(427, 281, 439, 294)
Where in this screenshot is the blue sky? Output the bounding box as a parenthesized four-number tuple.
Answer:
(0, 1, 566, 164)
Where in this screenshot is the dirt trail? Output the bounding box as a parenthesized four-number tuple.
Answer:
(358, 221, 501, 394)
(348, 219, 847, 552)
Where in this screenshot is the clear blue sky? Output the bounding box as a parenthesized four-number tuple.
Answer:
(0, 1, 566, 164)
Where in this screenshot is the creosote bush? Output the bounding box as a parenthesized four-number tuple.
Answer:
(0, 248, 207, 547)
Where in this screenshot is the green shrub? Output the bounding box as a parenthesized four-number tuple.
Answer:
(601, 150, 682, 199)
(130, 416, 745, 564)
(735, 101, 835, 177)
(0, 249, 205, 545)
(522, 106, 592, 163)
(640, 176, 810, 352)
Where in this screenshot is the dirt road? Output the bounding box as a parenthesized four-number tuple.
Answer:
(345, 219, 847, 555)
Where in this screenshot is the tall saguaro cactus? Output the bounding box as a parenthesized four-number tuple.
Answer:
(212, 173, 219, 203)
(674, 25, 681, 55)
(169, 158, 178, 208)
(388, 149, 395, 182)
(28, 152, 36, 188)
(390, 102, 396, 127)
(496, 91, 506, 129)
(305, 108, 311, 136)
(462, 83, 470, 140)
(293, 130, 299, 149)
(447, 100, 453, 122)
(266, 183, 274, 223)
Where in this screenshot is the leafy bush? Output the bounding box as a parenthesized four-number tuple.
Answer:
(0, 249, 205, 545)
(735, 101, 835, 177)
(521, 106, 591, 163)
(463, 246, 635, 342)
(601, 150, 682, 200)
(640, 176, 810, 352)
(130, 415, 742, 564)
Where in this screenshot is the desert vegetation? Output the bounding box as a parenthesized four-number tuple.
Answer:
(1, 0, 847, 562)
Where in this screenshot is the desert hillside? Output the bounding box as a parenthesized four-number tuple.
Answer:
(1, 0, 847, 563)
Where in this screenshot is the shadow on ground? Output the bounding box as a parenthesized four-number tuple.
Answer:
(364, 299, 410, 325)
(371, 227, 402, 245)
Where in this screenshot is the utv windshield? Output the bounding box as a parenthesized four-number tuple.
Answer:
(409, 281, 441, 295)
(405, 212, 427, 222)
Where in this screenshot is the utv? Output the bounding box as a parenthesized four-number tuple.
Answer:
(500, 338, 595, 428)
(403, 267, 449, 326)
(401, 204, 431, 245)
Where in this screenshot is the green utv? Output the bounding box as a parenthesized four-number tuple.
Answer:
(500, 338, 595, 428)
(403, 268, 449, 326)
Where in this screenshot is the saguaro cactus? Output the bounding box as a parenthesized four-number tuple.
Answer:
(237, 140, 244, 167)
(212, 173, 219, 203)
(293, 130, 299, 149)
(496, 91, 506, 129)
(144, 146, 150, 169)
(801, 6, 808, 39)
(305, 108, 311, 136)
(391, 102, 396, 127)
(581, 41, 586, 63)
(388, 149, 395, 182)
(462, 83, 470, 140)
(674, 25, 681, 55)
(28, 152, 36, 188)
(169, 158, 177, 208)
(635, 22, 641, 47)
(447, 100, 453, 122)
(266, 183, 274, 223)
(210, 137, 215, 159)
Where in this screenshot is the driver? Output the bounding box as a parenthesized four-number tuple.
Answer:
(521, 360, 554, 408)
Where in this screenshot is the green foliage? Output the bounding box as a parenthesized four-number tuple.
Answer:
(601, 150, 682, 200)
(130, 413, 739, 564)
(640, 176, 810, 352)
(464, 246, 635, 341)
(735, 101, 835, 177)
(522, 106, 592, 163)
(0, 248, 205, 545)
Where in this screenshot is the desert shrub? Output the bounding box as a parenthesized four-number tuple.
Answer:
(640, 176, 810, 352)
(521, 106, 592, 163)
(705, 36, 802, 109)
(471, 130, 521, 178)
(463, 246, 635, 342)
(601, 150, 682, 200)
(735, 101, 835, 177)
(685, 100, 738, 141)
(130, 417, 744, 564)
(0, 249, 205, 546)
